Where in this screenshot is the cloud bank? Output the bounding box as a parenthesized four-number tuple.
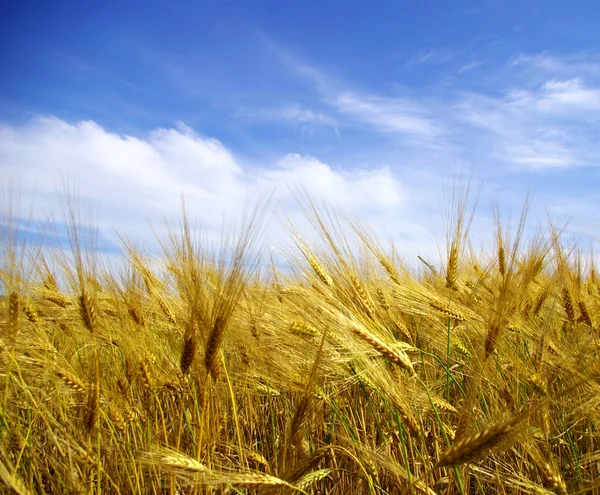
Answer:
(1, 117, 428, 258)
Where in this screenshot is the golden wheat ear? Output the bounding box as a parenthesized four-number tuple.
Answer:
(56, 369, 86, 393)
(8, 291, 20, 342)
(436, 410, 530, 468)
(349, 322, 416, 377)
(180, 319, 198, 376)
(79, 290, 97, 333)
(204, 314, 225, 378)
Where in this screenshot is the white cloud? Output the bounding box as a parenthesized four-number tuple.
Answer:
(259, 153, 403, 209)
(0, 117, 418, 255)
(0, 117, 244, 224)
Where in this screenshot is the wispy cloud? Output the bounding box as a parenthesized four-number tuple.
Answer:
(454, 59, 600, 169)
(506, 142, 576, 168)
(55, 50, 145, 93)
(406, 48, 456, 66)
(538, 78, 600, 111)
(330, 92, 442, 142)
(511, 52, 600, 77)
(511, 52, 565, 71)
(279, 105, 337, 126)
(454, 91, 583, 169)
(271, 47, 444, 145)
(457, 60, 484, 74)
(270, 44, 600, 170)
(236, 104, 339, 134)
(273, 45, 600, 165)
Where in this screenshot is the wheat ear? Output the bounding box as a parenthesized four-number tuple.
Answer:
(446, 244, 458, 289)
(307, 254, 334, 289)
(79, 291, 97, 333)
(350, 273, 376, 318)
(350, 323, 415, 376)
(436, 411, 528, 468)
(205, 314, 226, 378)
(180, 321, 198, 375)
(7, 291, 20, 342)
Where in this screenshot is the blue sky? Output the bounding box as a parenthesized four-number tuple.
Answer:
(2, 1, 600, 261)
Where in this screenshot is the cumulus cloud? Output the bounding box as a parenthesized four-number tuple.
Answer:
(259, 153, 402, 208)
(0, 117, 245, 230)
(0, 117, 417, 255)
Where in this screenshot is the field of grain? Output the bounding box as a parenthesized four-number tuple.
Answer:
(1, 193, 599, 494)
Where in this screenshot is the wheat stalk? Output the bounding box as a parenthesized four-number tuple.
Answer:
(128, 305, 146, 326)
(532, 289, 548, 317)
(140, 360, 153, 390)
(85, 367, 100, 434)
(375, 287, 390, 311)
(378, 256, 401, 285)
(290, 320, 319, 338)
(155, 294, 176, 324)
(107, 404, 126, 432)
(429, 299, 466, 322)
(44, 291, 70, 308)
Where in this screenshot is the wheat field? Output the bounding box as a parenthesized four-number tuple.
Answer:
(1, 191, 599, 495)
